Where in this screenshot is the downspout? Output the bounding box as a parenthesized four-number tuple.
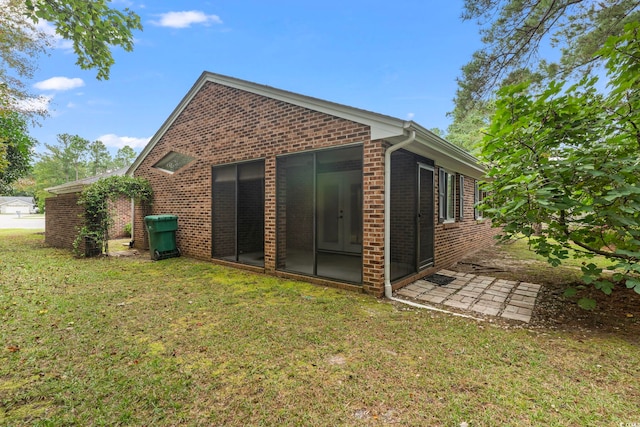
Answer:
(383, 128, 483, 321)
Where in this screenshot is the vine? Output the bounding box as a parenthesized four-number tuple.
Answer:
(74, 175, 153, 256)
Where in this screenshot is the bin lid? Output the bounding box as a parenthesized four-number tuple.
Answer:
(145, 214, 178, 222)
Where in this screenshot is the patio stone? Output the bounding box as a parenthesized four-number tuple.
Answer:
(443, 299, 471, 310)
(471, 303, 501, 316)
(394, 269, 543, 324)
(429, 288, 456, 297)
(489, 286, 514, 293)
(396, 289, 422, 298)
(513, 289, 538, 298)
(458, 290, 481, 298)
(519, 282, 541, 291)
(501, 311, 532, 322)
(420, 295, 446, 304)
(507, 299, 535, 309)
(402, 283, 421, 290)
(483, 289, 507, 297)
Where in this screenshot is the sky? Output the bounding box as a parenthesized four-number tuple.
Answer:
(27, 0, 484, 156)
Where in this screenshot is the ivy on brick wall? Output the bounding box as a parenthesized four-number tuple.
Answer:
(74, 175, 152, 256)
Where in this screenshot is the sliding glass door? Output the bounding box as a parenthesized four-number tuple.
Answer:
(212, 160, 265, 266)
(276, 145, 363, 283)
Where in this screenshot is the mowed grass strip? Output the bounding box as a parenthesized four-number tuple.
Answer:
(1, 230, 638, 426)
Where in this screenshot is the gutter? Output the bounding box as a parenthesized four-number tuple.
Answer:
(383, 127, 484, 321)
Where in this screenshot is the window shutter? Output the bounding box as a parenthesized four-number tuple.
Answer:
(474, 180, 479, 219)
(438, 168, 445, 223)
(459, 175, 464, 221)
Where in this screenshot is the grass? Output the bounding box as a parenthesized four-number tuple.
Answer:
(505, 237, 618, 270)
(1, 230, 639, 426)
(477, 238, 620, 286)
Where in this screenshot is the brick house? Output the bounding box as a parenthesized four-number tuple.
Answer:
(129, 72, 497, 296)
(45, 167, 132, 254)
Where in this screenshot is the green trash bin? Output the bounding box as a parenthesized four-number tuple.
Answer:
(144, 215, 181, 260)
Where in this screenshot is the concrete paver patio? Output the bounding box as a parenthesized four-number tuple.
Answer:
(395, 269, 541, 322)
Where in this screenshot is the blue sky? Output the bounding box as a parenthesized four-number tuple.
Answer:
(28, 0, 483, 156)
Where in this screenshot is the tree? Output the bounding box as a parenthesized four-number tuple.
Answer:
(24, 0, 142, 81)
(45, 133, 90, 182)
(0, 110, 37, 193)
(112, 145, 137, 169)
(454, 0, 639, 118)
(480, 23, 640, 304)
(445, 100, 493, 154)
(0, 0, 50, 111)
(1, 0, 141, 110)
(88, 140, 112, 176)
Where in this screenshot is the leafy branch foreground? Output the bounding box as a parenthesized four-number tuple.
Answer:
(482, 22, 640, 301)
(1, 231, 639, 425)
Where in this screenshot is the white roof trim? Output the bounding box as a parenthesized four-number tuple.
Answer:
(129, 71, 485, 177)
(129, 72, 408, 175)
(406, 123, 485, 179)
(0, 199, 33, 206)
(46, 167, 129, 195)
(45, 183, 85, 195)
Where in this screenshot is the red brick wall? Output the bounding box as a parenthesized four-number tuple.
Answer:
(108, 196, 132, 239)
(387, 168, 499, 293)
(45, 193, 132, 252)
(45, 193, 84, 251)
(432, 169, 499, 270)
(362, 140, 386, 294)
(132, 82, 372, 272)
(132, 80, 497, 296)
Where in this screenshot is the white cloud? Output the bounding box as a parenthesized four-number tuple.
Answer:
(34, 76, 85, 91)
(152, 11, 222, 28)
(97, 134, 150, 149)
(407, 112, 415, 120)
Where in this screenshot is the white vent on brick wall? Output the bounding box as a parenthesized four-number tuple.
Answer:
(152, 151, 195, 174)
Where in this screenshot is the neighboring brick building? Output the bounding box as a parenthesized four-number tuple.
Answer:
(45, 168, 132, 255)
(129, 72, 498, 296)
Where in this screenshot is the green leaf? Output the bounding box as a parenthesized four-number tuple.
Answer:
(577, 298, 597, 310)
(626, 278, 640, 290)
(563, 287, 577, 297)
(594, 280, 614, 295)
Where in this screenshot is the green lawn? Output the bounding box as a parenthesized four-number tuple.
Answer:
(505, 238, 618, 271)
(1, 230, 638, 426)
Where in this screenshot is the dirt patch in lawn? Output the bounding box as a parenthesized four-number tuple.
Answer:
(451, 242, 640, 344)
